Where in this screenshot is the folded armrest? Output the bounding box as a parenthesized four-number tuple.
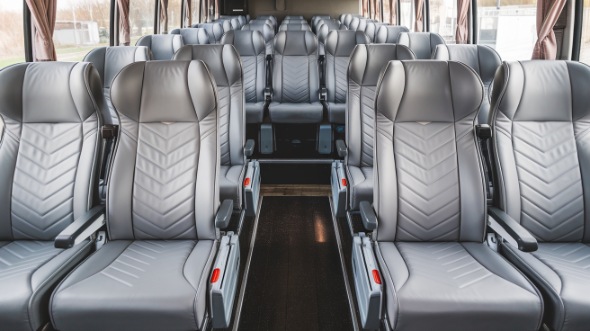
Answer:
(244, 139, 255, 158)
(215, 199, 234, 230)
(488, 207, 537, 252)
(336, 139, 347, 158)
(359, 201, 378, 231)
(55, 206, 106, 249)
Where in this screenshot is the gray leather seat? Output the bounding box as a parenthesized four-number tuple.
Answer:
(194, 22, 224, 43)
(285, 15, 304, 19)
(230, 18, 241, 29)
(242, 22, 275, 54)
(268, 31, 323, 123)
(0, 62, 104, 331)
(374, 25, 410, 44)
(342, 14, 354, 28)
(256, 15, 278, 31)
(364, 22, 383, 42)
(491, 61, 590, 331)
(398, 32, 445, 59)
(218, 19, 233, 34)
(349, 17, 361, 31)
(50, 60, 220, 331)
(170, 28, 210, 45)
(373, 60, 543, 331)
(174, 45, 246, 208)
(355, 18, 368, 32)
(317, 19, 348, 54)
(222, 31, 267, 123)
(312, 15, 330, 32)
(279, 23, 311, 31)
(136, 34, 183, 60)
(433, 44, 501, 124)
(345, 44, 415, 210)
(84, 46, 151, 124)
(324, 31, 370, 124)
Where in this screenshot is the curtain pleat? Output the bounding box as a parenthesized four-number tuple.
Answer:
(25, 0, 57, 61)
(532, 0, 567, 59)
(117, 0, 131, 45)
(414, 0, 424, 32)
(455, 0, 470, 43)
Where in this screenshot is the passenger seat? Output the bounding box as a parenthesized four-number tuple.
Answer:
(491, 60, 590, 331)
(170, 27, 210, 45)
(279, 23, 311, 31)
(398, 32, 445, 59)
(193, 22, 224, 43)
(242, 22, 275, 54)
(374, 25, 409, 44)
(0, 62, 106, 331)
(323, 30, 370, 124)
(136, 34, 183, 60)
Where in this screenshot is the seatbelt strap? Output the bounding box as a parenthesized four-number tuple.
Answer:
(101, 125, 119, 139)
(263, 54, 273, 123)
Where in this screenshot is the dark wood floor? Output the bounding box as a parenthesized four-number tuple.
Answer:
(237, 196, 354, 331)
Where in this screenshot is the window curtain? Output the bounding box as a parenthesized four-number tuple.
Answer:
(25, 0, 57, 61)
(414, 0, 424, 32)
(532, 0, 567, 59)
(117, 0, 131, 45)
(362, 0, 369, 17)
(389, 0, 397, 24)
(214, 0, 219, 20)
(160, 0, 169, 33)
(183, 0, 191, 27)
(455, 0, 470, 43)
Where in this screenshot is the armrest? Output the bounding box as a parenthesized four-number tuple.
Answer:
(215, 199, 234, 230)
(359, 201, 378, 231)
(336, 139, 347, 158)
(55, 206, 106, 249)
(488, 207, 537, 252)
(244, 139, 255, 158)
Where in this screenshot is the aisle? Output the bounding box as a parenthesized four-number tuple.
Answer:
(237, 196, 354, 331)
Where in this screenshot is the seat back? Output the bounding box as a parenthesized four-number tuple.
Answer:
(0, 62, 104, 241)
(347, 44, 415, 170)
(136, 34, 183, 60)
(279, 23, 311, 31)
(342, 14, 354, 27)
(317, 20, 347, 46)
(491, 61, 590, 243)
(257, 15, 278, 31)
(364, 22, 382, 42)
(84, 46, 151, 123)
(218, 19, 233, 33)
(242, 22, 275, 54)
(398, 32, 445, 59)
(174, 45, 245, 170)
(324, 31, 370, 105)
(374, 60, 485, 242)
(170, 28, 210, 45)
(433, 44, 501, 124)
(230, 18, 241, 29)
(107, 60, 218, 241)
(194, 22, 224, 43)
(221, 31, 267, 105)
(375, 25, 410, 44)
(312, 15, 330, 32)
(272, 31, 320, 103)
(355, 18, 368, 32)
(349, 17, 361, 31)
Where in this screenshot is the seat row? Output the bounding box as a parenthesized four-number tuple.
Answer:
(345, 58, 590, 331)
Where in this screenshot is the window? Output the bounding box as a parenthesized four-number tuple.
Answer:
(429, 0, 457, 43)
(579, 0, 590, 64)
(54, 0, 110, 61)
(0, 2, 25, 69)
(129, 0, 155, 44)
(161, 0, 182, 33)
(477, 0, 537, 60)
(400, 0, 416, 30)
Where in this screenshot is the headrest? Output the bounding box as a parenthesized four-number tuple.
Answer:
(398, 32, 446, 59)
(111, 60, 216, 123)
(433, 44, 501, 84)
(84, 46, 150, 88)
(0, 62, 104, 123)
(173, 44, 242, 87)
(136, 34, 183, 60)
(349, 44, 416, 85)
(325, 31, 370, 56)
(376, 60, 483, 123)
(375, 25, 410, 44)
(273, 31, 318, 56)
(170, 28, 210, 45)
(221, 30, 266, 56)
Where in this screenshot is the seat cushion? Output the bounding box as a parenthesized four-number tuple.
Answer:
(327, 102, 346, 124)
(0, 240, 92, 331)
(50, 240, 215, 331)
(377, 242, 543, 331)
(347, 165, 373, 210)
(268, 102, 324, 123)
(503, 243, 590, 331)
(246, 101, 265, 123)
(220, 165, 245, 208)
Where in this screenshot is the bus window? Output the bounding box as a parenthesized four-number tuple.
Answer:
(477, 0, 537, 60)
(129, 0, 156, 44)
(400, 0, 416, 30)
(579, 0, 590, 64)
(161, 0, 182, 33)
(0, 2, 25, 69)
(54, 0, 110, 61)
(430, 0, 457, 43)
